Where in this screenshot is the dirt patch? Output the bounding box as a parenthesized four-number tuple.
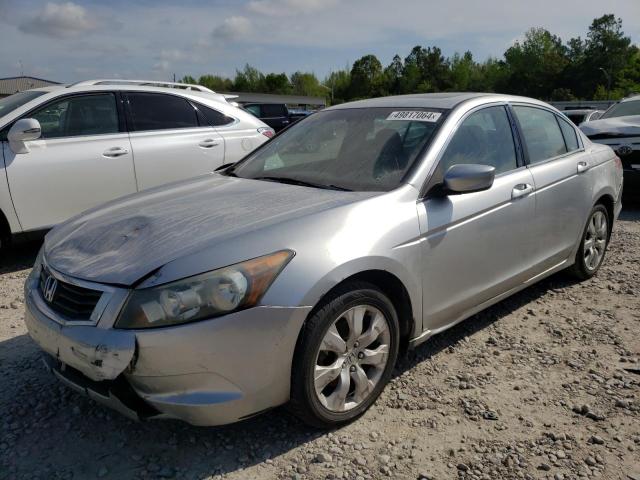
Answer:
(1, 210, 638, 480)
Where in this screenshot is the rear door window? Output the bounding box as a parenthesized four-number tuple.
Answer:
(194, 102, 235, 126)
(513, 106, 567, 164)
(261, 104, 287, 117)
(557, 116, 580, 152)
(127, 93, 198, 131)
(244, 105, 261, 117)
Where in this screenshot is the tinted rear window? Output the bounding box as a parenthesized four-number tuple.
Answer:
(195, 102, 235, 126)
(261, 104, 287, 117)
(128, 93, 198, 131)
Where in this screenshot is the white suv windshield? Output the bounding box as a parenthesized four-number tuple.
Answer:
(601, 99, 640, 119)
(231, 107, 446, 192)
(0, 91, 47, 118)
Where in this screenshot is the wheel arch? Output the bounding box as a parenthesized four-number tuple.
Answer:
(296, 269, 417, 354)
(594, 192, 615, 237)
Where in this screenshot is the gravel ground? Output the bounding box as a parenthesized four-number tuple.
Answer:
(1, 207, 639, 480)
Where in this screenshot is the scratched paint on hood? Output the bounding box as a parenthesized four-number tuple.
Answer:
(580, 115, 640, 137)
(45, 174, 372, 286)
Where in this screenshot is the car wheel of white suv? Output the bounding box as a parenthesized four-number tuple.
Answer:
(290, 282, 400, 427)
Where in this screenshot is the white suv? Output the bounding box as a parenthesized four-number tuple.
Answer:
(0, 79, 274, 247)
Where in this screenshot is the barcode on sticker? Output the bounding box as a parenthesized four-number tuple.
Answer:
(386, 111, 441, 122)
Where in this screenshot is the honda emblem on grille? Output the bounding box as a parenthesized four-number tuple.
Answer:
(43, 274, 58, 303)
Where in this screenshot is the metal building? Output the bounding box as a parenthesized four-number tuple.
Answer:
(0, 76, 60, 98)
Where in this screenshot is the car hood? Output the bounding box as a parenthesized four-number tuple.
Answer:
(580, 115, 640, 137)
(45, 174, 373, 286)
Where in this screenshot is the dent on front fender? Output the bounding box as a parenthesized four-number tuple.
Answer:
(61, 327, 137, 381)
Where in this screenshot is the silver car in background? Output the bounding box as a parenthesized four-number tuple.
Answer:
(24, 93, 623, 427)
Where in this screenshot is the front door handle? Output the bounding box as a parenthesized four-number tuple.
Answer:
(512, 183, 534, 200)
(103, 147, 129, 158)
(577, 161, 589, 173)
(199, 139, 220, 148)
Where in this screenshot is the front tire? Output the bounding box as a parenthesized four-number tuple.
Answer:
(568, 204, 610, 280)
(290, 282, 399, 428)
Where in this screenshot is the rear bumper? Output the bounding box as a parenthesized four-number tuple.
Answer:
(25, 271, 311, 426)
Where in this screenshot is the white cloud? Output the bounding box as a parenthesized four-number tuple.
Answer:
(247, 0, 339, 16)
(19, 1, 95, 38)
(153, 60, 170, 72)
(211, 16, 251, 41)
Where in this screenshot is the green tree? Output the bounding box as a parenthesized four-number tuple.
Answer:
(197, 75, 233, 92)
(503, 28, 568, 99)
(290, 71, 323, 97)
(582, 14, 636, 98)
(264, 73, 291, 94)
(384, 54, 404, 95)
(233, 64, 266, 92)
(324, 69, 351, 104)
(350, 54, 383, 98)
(449, 51, 476, 91)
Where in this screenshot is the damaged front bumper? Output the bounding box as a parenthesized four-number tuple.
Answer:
(24, 265, 311, 426)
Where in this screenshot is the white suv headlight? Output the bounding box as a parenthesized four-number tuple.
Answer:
(115, 250, 294, 329)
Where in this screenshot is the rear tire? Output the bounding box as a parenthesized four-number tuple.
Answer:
(289, 282, 399, 428)
(567, 204, 610, 280)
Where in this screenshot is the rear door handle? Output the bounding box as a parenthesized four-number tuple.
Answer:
(512, 183, 534, 200)
(102, 147, 129, 158)
(199, 139, 220, 148)
(577, 161, 589, 173)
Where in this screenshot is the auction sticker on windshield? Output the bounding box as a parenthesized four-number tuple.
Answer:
(386, 111, 441, 122)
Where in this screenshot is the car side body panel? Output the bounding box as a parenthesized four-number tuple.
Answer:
(0, 143, 22, 233)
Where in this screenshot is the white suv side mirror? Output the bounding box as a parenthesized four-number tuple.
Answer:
(8, 118, 42, 154)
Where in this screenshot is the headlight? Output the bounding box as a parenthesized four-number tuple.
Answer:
(28, 247, 45, 283)
(115, 250, 294, 329)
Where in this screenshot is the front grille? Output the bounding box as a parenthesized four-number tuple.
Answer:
(621, 150, 640, 169)
(39, 268, 103, 320)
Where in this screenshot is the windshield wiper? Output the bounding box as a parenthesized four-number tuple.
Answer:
(252, 176, 352, 191)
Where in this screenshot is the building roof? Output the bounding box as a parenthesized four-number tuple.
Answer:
(0, 76, 61, 96)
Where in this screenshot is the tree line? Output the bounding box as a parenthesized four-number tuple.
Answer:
(182, 14, 640, 104)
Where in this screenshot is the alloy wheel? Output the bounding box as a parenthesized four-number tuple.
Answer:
(583, 210, 608, 271)
(313, 305, 391, 412)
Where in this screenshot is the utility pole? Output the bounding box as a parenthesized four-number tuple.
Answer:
(598, 67, 612, 100)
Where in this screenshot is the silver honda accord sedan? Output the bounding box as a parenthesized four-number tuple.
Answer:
(24, 93, 623, 427)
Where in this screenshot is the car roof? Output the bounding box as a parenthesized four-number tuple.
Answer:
(327, 92, 494, 110)
(621, 94, 640, 103)
(327, 92, 552, 111)
(29, 83, 233, 106)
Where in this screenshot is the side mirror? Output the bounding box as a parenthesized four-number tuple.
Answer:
(443, 164, 495, 194)
(8, 118, 42, 154)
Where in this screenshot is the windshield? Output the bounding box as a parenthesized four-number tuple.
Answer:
(600, 99, 640, 119)
(231, 107, 446, 192)
(0, 90, 47, 118)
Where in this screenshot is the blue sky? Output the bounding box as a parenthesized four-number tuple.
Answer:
(1, 0, 638, 83)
